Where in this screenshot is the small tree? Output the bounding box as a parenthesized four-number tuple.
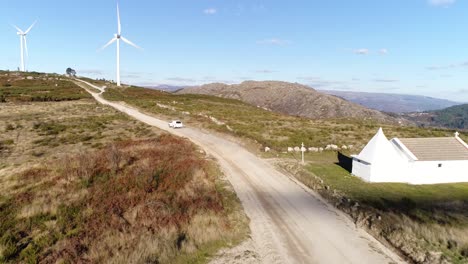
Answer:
(66, 68, 76, 77)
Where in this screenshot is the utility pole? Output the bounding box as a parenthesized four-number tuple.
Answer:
(301, 142, 305, 165)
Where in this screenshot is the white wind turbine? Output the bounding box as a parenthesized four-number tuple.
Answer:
(13, 21, 36, 72)
(100, 3, 141, 86)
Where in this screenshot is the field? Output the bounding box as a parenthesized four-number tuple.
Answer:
(98, 82, 468, 263)
(0, 72, 248, 263)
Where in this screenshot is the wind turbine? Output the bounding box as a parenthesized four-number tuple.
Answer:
(100, 3, 141, 86)
(13, 21, 36, 72)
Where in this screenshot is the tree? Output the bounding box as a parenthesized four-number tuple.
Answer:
(66, 68, 76, 77)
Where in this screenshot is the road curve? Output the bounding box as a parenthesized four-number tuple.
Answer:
(76, 80, 405, 264)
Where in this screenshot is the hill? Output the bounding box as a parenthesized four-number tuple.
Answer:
(403, 104, 468, 130)
(177, 81, 399, 123)
(320, 90, 461, 113)
(0, 71, 247, 263)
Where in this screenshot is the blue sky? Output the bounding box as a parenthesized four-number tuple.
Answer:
(1, 0, 467, 102)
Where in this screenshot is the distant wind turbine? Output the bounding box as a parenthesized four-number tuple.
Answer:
(100, 3, 141, 86)
(13, 21, 36, 72)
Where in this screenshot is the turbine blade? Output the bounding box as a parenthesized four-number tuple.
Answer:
(24, 20, 37, 34)
(121, 36, 142, 50)
(99, 37, 117, 51)
(12, 24, 23, 33)
(117, 3, 121, 35)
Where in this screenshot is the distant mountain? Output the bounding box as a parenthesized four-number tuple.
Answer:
(178, 81, 400, 123)
(144, 85, 185, 92)
(319, 90, 461, 113)
(403, 104, 468, 130)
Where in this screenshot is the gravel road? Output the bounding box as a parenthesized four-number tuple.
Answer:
(76, 80, 405, 264)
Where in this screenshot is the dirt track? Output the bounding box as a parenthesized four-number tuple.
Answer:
(76, 80, 405, 264)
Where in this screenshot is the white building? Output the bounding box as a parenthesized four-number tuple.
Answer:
(352, 128, 468, 184)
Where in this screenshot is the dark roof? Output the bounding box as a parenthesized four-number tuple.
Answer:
(398, 137, 468, 161)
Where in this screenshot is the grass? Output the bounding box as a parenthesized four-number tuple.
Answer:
(0, 72, 90, 102)
(296, 159, 468, 263)
(0, 71, 249, 263)
(0, 137, 248, 263)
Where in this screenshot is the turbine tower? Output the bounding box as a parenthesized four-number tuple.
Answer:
(13, 21, 36, 72)
(101, 3, 141, 86)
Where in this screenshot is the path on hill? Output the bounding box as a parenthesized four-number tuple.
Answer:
(75, 80, 404, 264)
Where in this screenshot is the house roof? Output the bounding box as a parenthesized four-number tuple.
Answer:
(397, 137, 468, 161)
(355, 128, 405, 164)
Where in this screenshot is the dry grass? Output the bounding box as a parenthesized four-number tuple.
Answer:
(0, 137, 248, 263)
(0, 72, 249, 263)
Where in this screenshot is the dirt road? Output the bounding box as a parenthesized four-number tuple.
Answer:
(76, 80, 404, 264)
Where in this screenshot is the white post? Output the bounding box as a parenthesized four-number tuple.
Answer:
(20, 36, 24, 72)
(116, 38, 121, 86)
(301, 142, 305, 165)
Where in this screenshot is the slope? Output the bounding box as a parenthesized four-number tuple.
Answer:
(404, 104, 468, 130)
(178, 81, 399, 123)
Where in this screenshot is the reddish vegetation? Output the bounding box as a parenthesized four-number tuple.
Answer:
(3, 135, 236, 263)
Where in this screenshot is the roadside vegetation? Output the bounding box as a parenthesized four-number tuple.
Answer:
(99, 82, 468, 263)
(0, 72, 249, 263)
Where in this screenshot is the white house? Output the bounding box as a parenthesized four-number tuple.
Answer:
(352, 128, 468, 184)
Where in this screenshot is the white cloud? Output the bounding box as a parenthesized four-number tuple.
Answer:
(373, 79, 399, 83)
(255, 70, 277, 74)
(353, 48, 369, 55)
(379, 48, 388, 55)
(203, 8, 217, 15)
(426, 61, 468, 70)
(428, 0, 456, 7)
(257, 38, 291, 46)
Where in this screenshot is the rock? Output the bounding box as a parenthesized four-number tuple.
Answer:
(347, 145, 354, 149)
(264, 147, 271, 152)
(341, 145, 348, 150)
(319, 147, 324, 152)
(287, 147, 294, 152)
(308, 147, 319, 152)
(294, 147, 300, 152)
(325, 144, 339, 151)
(26, 76, 33, 80)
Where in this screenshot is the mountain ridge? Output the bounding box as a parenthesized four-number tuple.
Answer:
(320, 89, 461, 113)
(177, 81, 400, 123)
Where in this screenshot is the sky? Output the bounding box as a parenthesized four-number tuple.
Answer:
(0, 0, 467, 102)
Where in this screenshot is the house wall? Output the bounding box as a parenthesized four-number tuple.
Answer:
(352, 159, 468, 185)
(351, 159, 371, 182)
(407, 160, 468, 184)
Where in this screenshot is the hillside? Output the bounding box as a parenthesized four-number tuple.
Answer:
(0, 71, 248, 263)
(177, 81, 399, 123)
(320, 90, 461, 113)
(403, 104, 468, 130)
